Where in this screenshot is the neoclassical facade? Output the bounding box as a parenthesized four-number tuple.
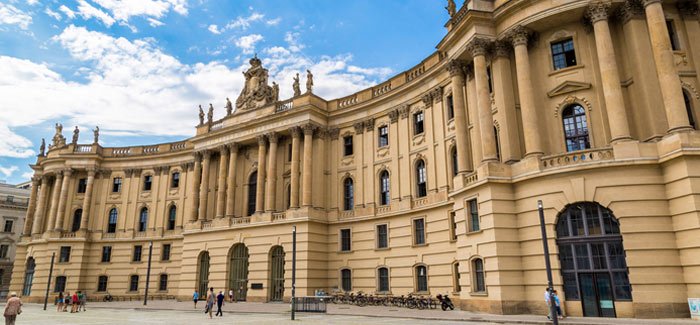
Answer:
(10, 0, 700, 319)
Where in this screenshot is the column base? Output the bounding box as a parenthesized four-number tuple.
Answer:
(611, 136, 635, 143)
(667, 125, 694, 134)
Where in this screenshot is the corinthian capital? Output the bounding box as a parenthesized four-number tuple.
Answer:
(509, 26, 531, 47)
(587, 1, 611, 23)
(466, 37, 491, 58)
(267, 132, 279, 143)
(257, 135, 267, 146)
(353, 121, 365, 134)
(302, 123, 315, 136)
(446, 59, 466, 78)
(677, 0, 700, 18)
(289, 126, 301, 138)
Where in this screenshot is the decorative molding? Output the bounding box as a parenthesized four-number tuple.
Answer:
(493, 40, 511, 58)
(266, 132, 279, 143)
(547, 80, 592, 98)
(302, 123, 316, 136)
(388, 109, 399, 123)
(257, 135, 267, 146)
(398, 104, 410, 119)
(365, 118, 375, 131)
(682, 81, 700, 99)
(466, 37, 491, 57)
(548, 29, 576, 43)
(353, 121, 365, 134)
(289, 126, 301, 138)
(509, 25, 531, 47)
(616, 0, 645, 23)
(446, 59, 466, 78)
(554, 95, 594, 117)
(422, 94, 433, 107)
(677, 0, 700, 19)
(586, 1, 611, 24)
(328, 127, 340, 140)
(431, 87, 443, 102)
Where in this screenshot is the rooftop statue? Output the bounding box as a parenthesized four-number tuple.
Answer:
(272, 82, 279, 102)
(198, 105, 205, 125)
(292, 73, 301, 97)
(306, 70, 313, 94)
(208, 103, 214, 124)
(226, 97, 233, 115)
(446, 0, 456, 17)
(52, 123, 66, 147)
(235, 55, 275, 110)
(72, 126, 79, 145)
(39, 138, 45, 156)
(93, 126, 100, 144)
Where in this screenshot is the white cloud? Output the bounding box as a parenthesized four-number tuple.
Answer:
(59, 5, 76, 19)
(0, 165, 20, 178)
(21, 172, 34, 180)
(265, 18, 281, 26)
(347, 65, 393, 79)
(76, 0, 116, 27)
(91, 0, 188, 21)
(0, 124, 35, 158)
(284, 32, 304, 52)
(207, 24, 221, 34)
(147, 17, 163, 27)
(0, 3, 32, 30)
(26, 0, 40, 6)
(225, 12, 264, 30)
(234, 34, 263, 54)
(45, 8, 62, 21)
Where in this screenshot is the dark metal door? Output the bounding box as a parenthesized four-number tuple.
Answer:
(579, 273, 616, 317)
(229, 244, 249, 301)
(269, 246, 285, 301)
(197, 252, 210, 300)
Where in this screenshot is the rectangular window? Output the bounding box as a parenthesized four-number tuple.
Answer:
(101, 246, 112, 263)
(413, 111, 424, 135)
(467, 199, 480, 232)
(59, 246, 71, 263)
(77, 178, 87, 193)
(378, 125, 389, 147)
(129, 275, 139, 291)
(162, 244, 171, 261)
(376, 224, 388, 249)
(413, 218, 426, 245)
(453, 263, 462, 292)
(378, 268, 390, 292)
(287, 143, 293, 162)
(0, 245, 8, 258)
(448, 211, 457, 241)
(667, 20, 680, 51)
(133, 245, 143, 262)
(340, 228, 351, 252)
(143, 175, 152, 191)
(486, 66, 493, 93)
(171, 172, 180, 188)
(446, 95, 454, 120)
(551, 39, 577, 70)
(112, 177, 122, 193)
(159, 274, 168, 291)
(54, 276, 66, 293)
(343, 136, 353, 156)
(97, 276, 108, 292)
(3, 220, 12, 233)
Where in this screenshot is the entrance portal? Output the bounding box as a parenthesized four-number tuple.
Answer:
(197, 251, 210, 300)
(23, 257, 35, 296)
(269, 246, 285, 301)
(228, 244, 249, 301)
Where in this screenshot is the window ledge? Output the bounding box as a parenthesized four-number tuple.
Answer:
(548, 64, 585, 77)
(374, 247, 390, 251)
(130, 261, 143, 264)
(470, 291, 488, 297)
(412, 243, 428, 248)
(338, 250, 353, 254)
(466, 229, 483, 236)
(161, 260, 172, 263)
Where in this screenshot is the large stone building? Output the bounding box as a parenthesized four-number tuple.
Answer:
(0, 182, 29, 298)
(10, 0, 700, 319)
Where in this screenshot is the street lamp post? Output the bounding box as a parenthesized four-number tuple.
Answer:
(144, 241, 153, 306)
(538, 200, 558, 325)
(43, 252, 56, 311)
(291, 225, 297, 320)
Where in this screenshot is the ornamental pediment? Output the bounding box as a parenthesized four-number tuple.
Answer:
(547, 80, 591, 98)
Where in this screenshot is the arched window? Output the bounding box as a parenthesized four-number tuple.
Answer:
(415, 265, 428, 292)
(556, 202, 630, 317)
(472, 258, 485, 292)
(71, 209, 82, 232)
(377, 267, 390, 292)
(343, 178, 354, 211)
(247, 172, 257, 216)
(167, 205, 176, 230)
(107, 208, 117, 233)
(562, 104, 590, 152)
(415, 159, 427, 197)
(379, 171, 390, 206)
(340, 268, 352, 292)
(138, 207, 148, 232)
(451, 147, 458, 177)
(684, 91, 696, 129)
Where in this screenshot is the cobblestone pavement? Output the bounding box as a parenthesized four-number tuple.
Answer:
(10, 300, 698, 325)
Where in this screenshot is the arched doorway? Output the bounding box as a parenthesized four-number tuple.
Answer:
(556, 202, 631, 318)
(23, 257, 35, 296)
(268, 246, 285, 301)
(228, 244, 249, 301)
(196, 251, 210, 300)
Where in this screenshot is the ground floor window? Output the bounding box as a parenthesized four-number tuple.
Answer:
(97, 276, 108, 292)
(159, 274, 168, 291)
(54, 276, 66, 293)
(129, 275, 139, 292)
(341, 269, 352, 292)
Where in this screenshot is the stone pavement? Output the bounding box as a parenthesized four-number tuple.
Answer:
(12, 300, 698, 325)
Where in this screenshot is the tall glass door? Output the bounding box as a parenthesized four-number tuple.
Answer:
(579, 273, 616, 317)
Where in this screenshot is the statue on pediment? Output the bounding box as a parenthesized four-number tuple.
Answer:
(198, 105, 205, 125)
(72, 126, 79, 145)
(306, 70, 313, 94)
(52, 123, 66, 147)
(235, 55, 275, 110)
(292, 73, 301, 97)
(39, 138, 45, 156)
(225, 97, 233, 115)
(93, 126, 99, 144)
(207, 103, 214, 124)
(272, 82, 279, 102)
(446, 0, 456, 17)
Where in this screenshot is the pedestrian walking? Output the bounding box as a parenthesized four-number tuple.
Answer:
(71, 292, 79, 313)
(3, 292, 22, 325)
(192, 290, 199, 309)
(215, 291, 224, 317)
(544, 287, 552, 321)
(63, 293, 70, 312)
(205, 287, 215, 319)
(228, 289, 234, 303)
(79, 291, 87, 311)
(56, 292, 64, 312)
(553, 290, 564, 319)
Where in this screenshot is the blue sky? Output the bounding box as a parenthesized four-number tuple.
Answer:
(0, 0, 448, 184)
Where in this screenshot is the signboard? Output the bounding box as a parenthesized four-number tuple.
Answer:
(600, 300, 614, 309)
(251, 283, 263, 290)
(689, 298, 700, 320)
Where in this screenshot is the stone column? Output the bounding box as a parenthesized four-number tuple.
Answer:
(589, 2, 633, 142)
(447, 59, 472, 174)
(289, 127, 301, 209)
(465, 66, 483, 165)
(54, 168, 72, 231)
(31, 176, 50, 235)
(511, 27, 544, 156)
(302, 124, 315, 207)
(189, 154, 202, 222)
(22, 177, 40, 235)
(225, 143, 238, 217)
(198, 150, 211, 221)
(642, 0, 692, 132)
(265, 132, 279, 212)
(215, 145, 229, 218)
(255, 135, 267, 213)
(468, 38, 499, 162)
(80, 169, 96, 230)
(46, 172, 63, 233)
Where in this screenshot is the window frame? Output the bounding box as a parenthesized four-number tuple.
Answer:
(112, 177, 122, 193)
(415, 265, 429, 293)
(467, 199, 480, 233)
(167, 205, 177, 230)
(376, 223, 389, 249)
(143, 174, 153, 191)
(666, 19, 681, 51)
(415, 159, 427, 198)
(129, 275, 139, 292)
(159, 274, 168, 291)
(377, 125, 389, 148)
(0, 245, 8, 259)
(101, 246, 112, 263)
(340, 268, 352, 292)
(412, 217, 426, 246)
(550, 38, 578, 71)
(446, 94, 454, 121)
(472, 258, 486, 293)
(379, 170, 390, 206)
(453, 262, 462, 293)
(561, 104, 591, 152)
(162, 244, 171, 261)
(171, 171, 180, 188)
(247, 171, 257, 216)
(413, 111, 425, 135)
(342, 177, 354, 211)
(59, 246, 71, 263)
(343, 135, 354, 157)
(107, 208, 118, 233)
(133, 245, 143, 262)
(377, 267, 390, 293)
(3, 220, 13, 233)
(339, 228, 352, 252)
(138, 207, 148, 232)
(71, 208, 82, 232)
(97, 275, 108, 292)
(448, 210, 457, 242)
(77, 178, 87, 194)
(54, 276, 67, 293)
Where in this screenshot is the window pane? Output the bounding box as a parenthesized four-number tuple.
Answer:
(574, 244, 590, 270)
(591, 243, 607, 270)
(570, 207, 584, 237)
(562, 273, 579, 300)
(607, 242, 626, 269)
(559, 244, 575, 270)
(414, 219, 425, 245)
(377, 224, 388, 249)
(613, 271, 632, 300)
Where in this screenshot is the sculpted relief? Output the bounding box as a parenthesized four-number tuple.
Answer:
(236, 55, 276, 111)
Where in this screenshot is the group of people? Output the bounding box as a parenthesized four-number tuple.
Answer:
(193, 288, 227, 319)
(56, 291, 87, 313)
(544, 287, 564, 320)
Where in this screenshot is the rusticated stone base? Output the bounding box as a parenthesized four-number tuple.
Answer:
(633, 302, 690, 319)
(460, 299, 528, 314)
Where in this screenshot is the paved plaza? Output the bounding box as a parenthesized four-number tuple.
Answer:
(4, 301, 698, 325)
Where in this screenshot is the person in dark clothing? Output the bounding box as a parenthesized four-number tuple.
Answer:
(215, 291, 225, 317)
